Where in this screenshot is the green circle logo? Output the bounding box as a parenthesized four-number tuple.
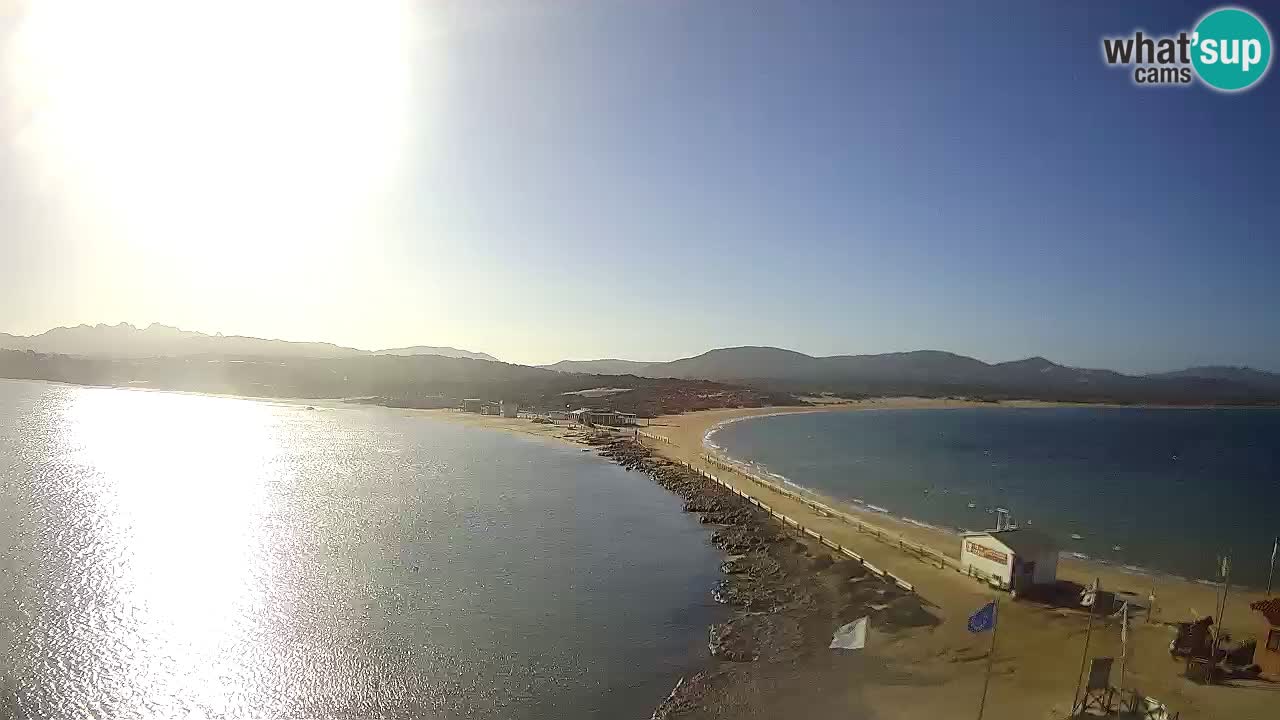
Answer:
(1192, 7, 1272, 91)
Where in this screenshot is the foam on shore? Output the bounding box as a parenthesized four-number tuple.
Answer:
(703, 413, 1181, 591)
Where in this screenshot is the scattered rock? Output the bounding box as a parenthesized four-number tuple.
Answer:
(593, 440, 911, 718)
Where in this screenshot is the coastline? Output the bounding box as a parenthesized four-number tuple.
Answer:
(9, 380, 1276, 717)
(426, 398, 1277, 718)
(694, 404, 1277, 592)
(634, 403, 1274, 720)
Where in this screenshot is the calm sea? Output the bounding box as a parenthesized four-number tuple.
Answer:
(709, 407, 1280, 587)
(0, 380, 721, 719)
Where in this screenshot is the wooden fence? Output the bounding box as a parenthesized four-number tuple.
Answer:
(674, 458, 916, 593)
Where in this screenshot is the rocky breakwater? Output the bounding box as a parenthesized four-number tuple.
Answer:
(598, 440, 940, 719)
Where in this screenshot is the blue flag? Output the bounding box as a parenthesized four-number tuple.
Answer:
(968, 601, 997, 633)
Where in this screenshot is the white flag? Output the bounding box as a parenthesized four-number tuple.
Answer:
(1121, 602, 1128, 652)
(830, 616, 868, 650)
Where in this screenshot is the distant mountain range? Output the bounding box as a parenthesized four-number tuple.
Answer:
(542, 347, 1280, 404)
(0, 323, 499, 362)
(0, 349, 792, 416)
(4, 325, 1277, 405)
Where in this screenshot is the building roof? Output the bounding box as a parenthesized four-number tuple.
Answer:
(969, 528, 1059, 557)
(1251, 598, 1280, 625)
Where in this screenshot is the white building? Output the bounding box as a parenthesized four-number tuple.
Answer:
(960, 528, 1059, 592)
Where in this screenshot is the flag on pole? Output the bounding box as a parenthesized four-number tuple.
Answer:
(829, 616, 868, 650)
(1120, 602, 1128, 650)
(968, 601, 997, 633)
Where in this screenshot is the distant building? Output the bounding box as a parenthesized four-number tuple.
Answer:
(960, 527, 1059, 592)
(415, 394, 455, 409)
(1249, 598, 1280, 679)
(481, 401, 501, 415)
(569, 408, 638, 426)
(501, 400, 518, 418)
(462, 398, 483, 413)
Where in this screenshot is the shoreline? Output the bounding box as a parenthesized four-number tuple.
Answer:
(425, 399, 1276, 719)
(695, 405, 1278, 592)
(12, 379, 1280, 712)
(630, 403, 1274, 720)
(10, 379, 1275, 717)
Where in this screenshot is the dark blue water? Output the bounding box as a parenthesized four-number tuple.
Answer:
(710, 408, 1280, 587)
(0, 380, 722, 719)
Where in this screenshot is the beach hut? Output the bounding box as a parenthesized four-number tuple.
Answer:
(960, 528, 1059, 592)
(1248, 598, 1280, 679)
(571, 409, 620, 426)
(462, 398, 483, 413)
(500, 400, 519, 418)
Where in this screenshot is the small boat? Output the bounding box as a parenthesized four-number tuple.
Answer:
(1112, 545, 1123, 552)
(923, 489, 930, 494)
(967, 502, 977, 509)
(1071, 533, 1084, 540)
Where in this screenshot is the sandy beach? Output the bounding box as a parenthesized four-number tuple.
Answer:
(434, 400, 1277, 719)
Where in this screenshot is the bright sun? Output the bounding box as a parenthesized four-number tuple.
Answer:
(6, 0, 418, 271)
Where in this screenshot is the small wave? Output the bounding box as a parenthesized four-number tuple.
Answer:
(899, 516, 950, 533)
(1066, 552, 1090, 560)
(866, 504, 890, 514)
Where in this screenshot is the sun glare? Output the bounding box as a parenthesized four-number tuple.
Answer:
(7, 0, 418, 272)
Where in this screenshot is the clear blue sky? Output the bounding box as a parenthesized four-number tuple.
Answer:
(1, 1, 1277, 371)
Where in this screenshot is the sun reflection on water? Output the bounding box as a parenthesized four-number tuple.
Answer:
(58, 389, 282, 715)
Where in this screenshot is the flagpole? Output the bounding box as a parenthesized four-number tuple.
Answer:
(1214, 554, 1232, 662)
(1267, 537, 1277, 597)
(976, 599, 1000, 720)
(1119, 601, 1129, 691)
(1070, 577, 1099, 716)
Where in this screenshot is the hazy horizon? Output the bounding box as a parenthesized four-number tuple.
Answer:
(4, 318, 1279, 375)
(3, 1, 1277, 372)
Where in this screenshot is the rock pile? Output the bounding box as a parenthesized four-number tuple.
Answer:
(594, 439, 940, 719)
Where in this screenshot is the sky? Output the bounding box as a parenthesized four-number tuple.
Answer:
(1, 0, 1277, 371)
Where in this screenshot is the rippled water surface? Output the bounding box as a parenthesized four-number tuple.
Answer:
(711, 407, 1280, 586)
(0, 380, 721, 718)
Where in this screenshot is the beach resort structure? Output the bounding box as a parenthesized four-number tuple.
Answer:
(570, 408, 638, 427)
(960, 527, 1059, 593)
(1249, 598, 1280, 679)
(500, 400, 518, 418)
(462, 398, 483, 413)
